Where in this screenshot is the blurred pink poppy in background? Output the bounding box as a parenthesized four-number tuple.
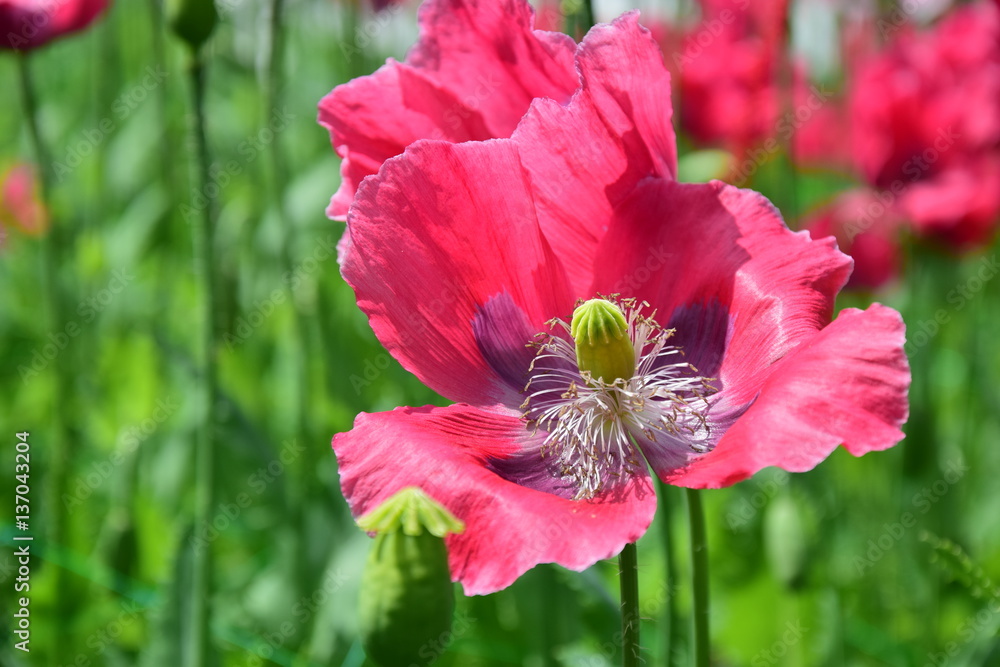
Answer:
(667, 0, 791, 156)
(0, 0, 109, 50)
(849, 1, 1000, 249)
(802, 189, 903, 291)
(0, 163, 48, 239)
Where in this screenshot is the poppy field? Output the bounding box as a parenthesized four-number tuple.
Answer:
(1, 0, 999, 666)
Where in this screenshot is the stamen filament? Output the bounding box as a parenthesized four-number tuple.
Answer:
(522, 297, 716, 499)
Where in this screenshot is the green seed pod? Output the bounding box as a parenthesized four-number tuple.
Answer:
(166, 0, 219, 50)
(357, 488, 465, 667)
(571, 298, 636, 384)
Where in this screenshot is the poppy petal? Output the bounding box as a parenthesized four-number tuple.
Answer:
(343, 139, 575, 406)
(592, 179, 853, 407)
(318, 0, 578, 219)
(512, 12, 678, 293)
(666, 304, 910, 487)
(334, 403, 658, 595)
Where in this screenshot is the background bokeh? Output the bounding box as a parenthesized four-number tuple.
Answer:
(1, 0, 999, 665)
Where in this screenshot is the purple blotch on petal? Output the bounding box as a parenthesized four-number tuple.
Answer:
(472, 292, 538, 397)
(485, 440, 578, 500)
(666, 299, 733, 385)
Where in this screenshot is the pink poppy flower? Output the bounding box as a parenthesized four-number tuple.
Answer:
(318, 0, 580, 222)
(331, 12, 910, 595)
(899, 157, 1000, 249)
(849, 1, 1000, 247)
(665, 0, 791, 156)
(0, 0, 109, 51)
(801, 189, 903, 291)
(0, 163, 48, 238)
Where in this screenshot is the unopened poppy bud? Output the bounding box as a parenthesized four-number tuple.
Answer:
(570, 299, 636, 384)
(357, 487, 464, 667)
(167, 0, 219, 50)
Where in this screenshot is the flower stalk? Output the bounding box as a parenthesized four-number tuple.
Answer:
(185, 50, 218, 667)
(265, 0, 309, 442)
(687, 488, 710, 667)
(619, 542, 641, 667)
(657, 478, 684, 665)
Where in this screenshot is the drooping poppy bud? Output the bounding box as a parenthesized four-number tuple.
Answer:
(166, 0, 218, 50)
(570, 298, 636, 384)
(357, 487, 464, 667)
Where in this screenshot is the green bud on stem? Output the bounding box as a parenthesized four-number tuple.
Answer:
(357, 488, 464, 667)
(167, 0, 219, 50)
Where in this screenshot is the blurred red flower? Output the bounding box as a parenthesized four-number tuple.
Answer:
(0, 0, 109, 51)
(802, 189, 903, 291)
(0, 163, 48, 239)
(849, 1, 1000, 248)
(330, 7, 910, 594)
(666, 0, 791, 156)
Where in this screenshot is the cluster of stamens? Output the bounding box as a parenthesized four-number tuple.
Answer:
(521, 297, 715, 500)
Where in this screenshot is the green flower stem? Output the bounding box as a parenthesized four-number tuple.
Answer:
(564, 0, 596, 38)
(185, 51, 218, 667)
(265, 0, 317, 604)
(17, 50, 72, 667)
(656, 478, 684, 665)
(687, 488, 710, 667)
(147, 0, 177, 201)
(265, 0, 308, 439)
(582, 0, 596, 31)
(619, 542, 641, 667)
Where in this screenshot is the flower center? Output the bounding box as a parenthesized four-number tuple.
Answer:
(570, 298, 636, 384)
(522, 297, 715, 500)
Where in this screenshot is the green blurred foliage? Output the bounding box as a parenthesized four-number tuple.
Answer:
(0, 1, 998, 666)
